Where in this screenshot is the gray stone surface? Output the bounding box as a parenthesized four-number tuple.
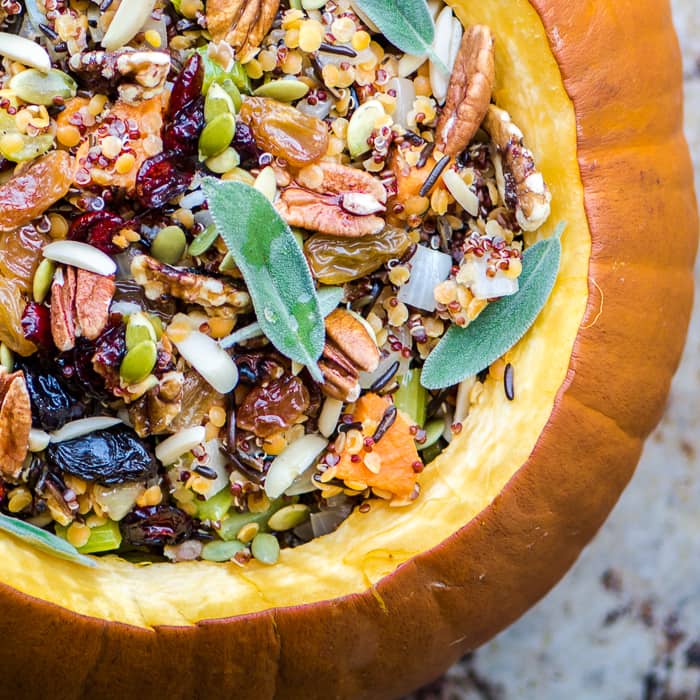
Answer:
(409, 3, 700, 698)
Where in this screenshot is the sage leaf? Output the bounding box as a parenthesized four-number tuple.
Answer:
(421, 232, 563, 390)
(202, 178, 325, 381)
(352, 0, 443, 67)
(0, 512, 96, 567)
(219, 286, 343, 350)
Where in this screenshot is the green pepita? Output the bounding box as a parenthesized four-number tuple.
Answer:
(253, 166, 277, 202)
(301, 0, 327, 9)
(218, 251, 237, 273)
(126, 312, 158, 350)
(188, 224, 219, 257)
(347, 99, 385, 158)
(201, 539, 247, 562)
(204, 147, 241, 174)
(221, 78, 242, 112)
(32, 258, 55, 304)
(218, 497, 288, 541)
(0, 342, 14, 372)
(119, 340, 157, 384)
(151, 225, 187, 265)
(420, 418, 445, 451)
(204, 82, 236, 122)
(253, 79, 309, 102)
(0, 132, 54, 163)
(250, 533, 280, 565)
(199, 112, 236, 159)
(266, 504, 309, 532)
(9, 68, 77, 106)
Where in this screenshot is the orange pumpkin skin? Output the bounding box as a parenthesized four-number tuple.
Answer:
(0, 2, 696, 699)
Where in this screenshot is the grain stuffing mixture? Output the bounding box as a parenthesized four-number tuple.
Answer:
(0, 0, 551, 565)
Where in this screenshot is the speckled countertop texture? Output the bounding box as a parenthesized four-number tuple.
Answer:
(408, 2, 700, 699)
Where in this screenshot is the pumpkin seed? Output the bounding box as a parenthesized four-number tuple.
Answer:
(267, 504, 310, 532)
(199, 112, 236, 159)
(289, 0, 302, 8)
(253, 166, 277, 202)
(205, 147, 241, 174)
(126, 312, 157, 350)
(0, 132, 54, 163)
(253, 79, 309, 102)
(119, 339, 157, 384)
(250, 533, 280, 565)
(347, 99, 385, 158)
(201, 539, 246, 562)
(302, 0, 327, 9)
(218, 251, 237, 273)
(221, 78, 242, 112)
(188, 224, 219, 257)
(9, 68, 77, 106)
(0, 342, 14, 372)
(32, 258, 55, 304)
(151, 225, 187, 265)
(204, 83, 235, 122)
(420, 418, 445, 451)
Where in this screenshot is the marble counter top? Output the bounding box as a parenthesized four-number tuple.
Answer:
(409, 2, 700, 698)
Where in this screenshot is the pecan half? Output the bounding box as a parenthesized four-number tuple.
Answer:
(207, 0, 280, 59)
(435, 25, 495, 158)
(276, 162, 387, 238)
(131, 255, 251, 317)
(483, 105, 552, 232)
(51, 267, 115, 352)
(0, 368, 31, 480)
(319, 309, 380, 401)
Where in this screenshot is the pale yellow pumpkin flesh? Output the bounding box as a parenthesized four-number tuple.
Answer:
(0, 0, 590, 627)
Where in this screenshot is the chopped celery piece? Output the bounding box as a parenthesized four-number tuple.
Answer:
(56, 519, 122, 554)
(197, 487, 233, 522)
(201, 539, 247, 562)
(218, 497, 294, 542)
(196, 48, 252, 95)
(394, 368, 428, 427)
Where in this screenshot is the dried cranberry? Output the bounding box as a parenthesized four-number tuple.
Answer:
(232, 122, 260, 168)
(68, 211, 125, 255)
(237, 374, 310, 438)
(162, 95, 204, 156)
(120, 505, 194, 547)
(168, 53, 204, 120)
(135, 151, 194, 210)
(21, 302, 53, 351)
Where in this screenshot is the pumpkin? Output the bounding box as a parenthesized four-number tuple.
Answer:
(0, 1, 696, 698)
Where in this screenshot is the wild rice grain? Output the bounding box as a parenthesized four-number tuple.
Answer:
(372, 405, 397, 443)
(419, 154, 451, 197)
(504, 363, 515, 401)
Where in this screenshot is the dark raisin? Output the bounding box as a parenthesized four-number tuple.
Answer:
(235, 352, 288, 385)
(19, 359, 88, 430)
(46, 426, 158, 485)
(232, 122, 260, 168)
(135, 151, 194, 210)
(162, 95, 205, 156)
(21, 302, 53, 351)
(120, 505, 194, 547)
(237, 374, 310, 438)
(167, 53, 203, 120)
(68, 211, 125, 255)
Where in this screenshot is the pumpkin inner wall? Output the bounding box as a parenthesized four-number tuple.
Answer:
(0, 0, 591, 627)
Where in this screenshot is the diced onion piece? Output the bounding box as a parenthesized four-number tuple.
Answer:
(198, 439, 229, 500)
(171, 330, 239, 394)
(50, 417, 123, 443)
(102, 0, 157, 51)
(43, 241, 117, 277)
(458, 257, 520, 300)
(397, 244, 453, 312)
(310, 504, 353, 538)
(155, 426, 206, 466)
(318, 398, 344, 438)
(442, 169, 480, 216)
(453, 376, 477, 425)
(28, 428, 50, 453)
(386, 77, 417, 128)
(265, 434, 328, 499)
(254, 166, 277, 202)
(0, 32, 51, 72)
(93, 483, 143, 521)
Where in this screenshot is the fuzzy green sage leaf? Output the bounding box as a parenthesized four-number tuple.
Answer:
(421, 230, 564, 390)
(202, 177, 325, 381)
(0, 512, 96, 567)
(351, 0, 441, 66)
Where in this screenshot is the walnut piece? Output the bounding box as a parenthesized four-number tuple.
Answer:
(0, 368, 31, 480)
(129, 371, 184, 437)
(207, 0, 280, 59)
(276, 162, 387, 238)
(131, 255, 251, 317)
(320, 309, 380, 401)
(51, 267, 115, 352)
(483, 105, 552, 232)
(435, 25, 495, 158)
